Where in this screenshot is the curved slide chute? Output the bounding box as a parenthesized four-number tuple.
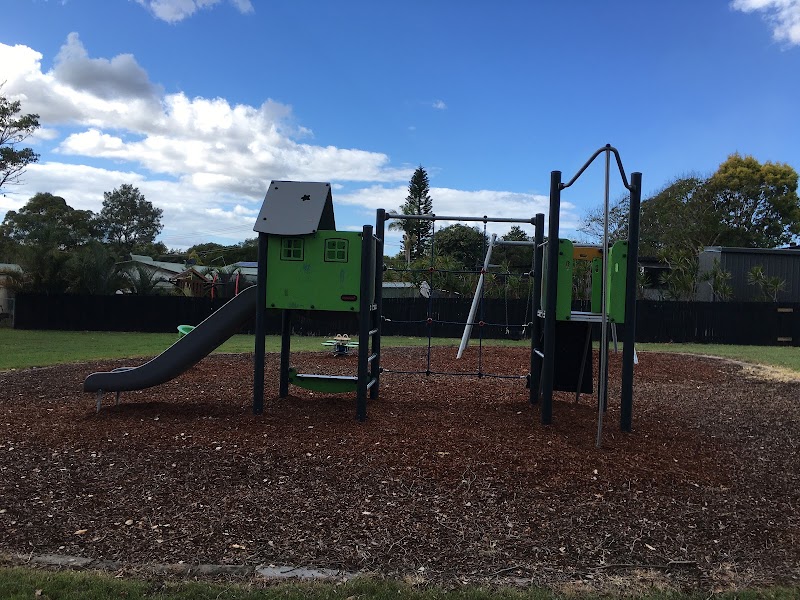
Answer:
(83, 285, 257, 393)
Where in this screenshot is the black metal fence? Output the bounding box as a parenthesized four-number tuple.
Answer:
(11, 293, 800, 346)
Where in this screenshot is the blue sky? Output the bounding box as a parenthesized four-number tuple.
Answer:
(2, 0, 799, 254)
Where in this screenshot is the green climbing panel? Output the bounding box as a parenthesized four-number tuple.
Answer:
(287, 367, 359, 393)
(542, 238, 574, 321)
(590, 240, 628, 323)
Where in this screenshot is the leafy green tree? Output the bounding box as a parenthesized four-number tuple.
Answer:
(707, 154, 800, 248)
(389, 166, 433, 264)
(13, 245, 71, 294)
(0, 92, 40, 192)
(658, 250, 699, 301)
(65, 241, 124, 295)
(579, 194, 632, 247)
(0, 193, 98, 250)
(99, 184, 163, 257)
(433, 223, 488, 269)
(494, 225, 532, 271)
(120, 264, 167, 295)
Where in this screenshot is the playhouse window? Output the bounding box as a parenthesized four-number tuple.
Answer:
(280, 238, 304, 261)
(325, 239, 348, 262)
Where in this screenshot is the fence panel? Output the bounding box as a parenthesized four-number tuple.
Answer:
(11, 294, 800, 346)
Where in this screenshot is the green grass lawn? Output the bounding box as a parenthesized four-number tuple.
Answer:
(0, 566, 797, 600)
(1, 328, 799, 373)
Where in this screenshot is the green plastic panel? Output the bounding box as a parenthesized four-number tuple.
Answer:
(589, 242, 628, 322)
(288, 368, 359, 393)
(607, 240, 628, 323)
(542, 239, 574, 321)
(266, 231, 374, 312)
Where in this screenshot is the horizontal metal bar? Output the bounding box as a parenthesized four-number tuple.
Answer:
(385, 212, 535, 224)
(368, 328, 379, 336)
(367, 352, 378, 363)
(366, 377, 378, 389)
(494, 240, 536, 247)
(534, 349, 544, 358)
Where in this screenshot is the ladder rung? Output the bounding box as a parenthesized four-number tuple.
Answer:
(534, 349, 544, 358)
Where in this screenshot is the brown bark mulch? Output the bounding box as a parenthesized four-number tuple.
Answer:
(1, 346, 798, 589)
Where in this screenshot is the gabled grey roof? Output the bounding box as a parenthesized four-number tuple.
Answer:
(253, 181, 336, 235)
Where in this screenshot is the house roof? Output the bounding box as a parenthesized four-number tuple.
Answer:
(702, 246, 800, 257)
(124, 254, 190, 275)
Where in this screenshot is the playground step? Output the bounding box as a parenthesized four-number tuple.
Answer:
(288, 368, 359, 393)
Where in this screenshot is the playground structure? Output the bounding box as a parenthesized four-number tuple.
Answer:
(84, 145, 641, 440)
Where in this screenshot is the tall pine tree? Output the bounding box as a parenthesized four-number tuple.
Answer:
(391, 166, 433, 264)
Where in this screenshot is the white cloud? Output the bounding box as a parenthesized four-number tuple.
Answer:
(432, 100, 447, 110)
(0, 35, 573, 250)
(335, 185, 579, 239)
(135, 0, 254, 23)
(731, 0, 800, 45)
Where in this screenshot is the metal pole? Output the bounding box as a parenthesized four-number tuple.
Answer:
(356, 224, 373, 421)
(621, 172, 642, 432)
(252, 233, 268, 414)
(541, 172, 561, 425)
(279, 310, 291, 397)
(370, 209, 385, 400)
(529, 213, 544, 405)
(385, 213, 535, 224)
(596, 149, 611, 448)
(457, 234, 497, 359)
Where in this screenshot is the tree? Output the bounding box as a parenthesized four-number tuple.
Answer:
(389, 166, 433, 264)
(0, 92, 40, 193)
(433, 223, 488, 268)
(707, 153, 800, 248)
(746, 265, 786, 302)
(0, 193, 97, 249)
(65, 241, 124, 295)
(99, 184, 163, 257)
(578, 195, 631, 247)
(120, 264, 167, 295)
(700, 258, 733, 302)
(494, 225, 532, 271)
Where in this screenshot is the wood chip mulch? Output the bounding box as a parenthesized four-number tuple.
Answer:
(1, 346, 798, 589)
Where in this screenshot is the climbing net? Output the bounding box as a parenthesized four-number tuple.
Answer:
(380, 213, 536, 380)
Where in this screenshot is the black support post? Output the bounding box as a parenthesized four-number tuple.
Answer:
(356, 224, 374, 421)
(370, 210, 385, 400)
(529, 213, 545, 405)
(279, 310, 291, 397)
(252, 233, 268, 414)
(621, 172, 642, 432)
(541, 171, 562, 425)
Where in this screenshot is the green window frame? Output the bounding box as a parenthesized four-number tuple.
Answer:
(325, 238, 348, 262)
(280, 238, 304, 261)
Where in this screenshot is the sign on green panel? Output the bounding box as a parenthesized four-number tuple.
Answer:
(265, 231, 366, 312)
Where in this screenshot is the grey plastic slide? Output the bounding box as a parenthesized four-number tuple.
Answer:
(83, 285, 257, 393)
